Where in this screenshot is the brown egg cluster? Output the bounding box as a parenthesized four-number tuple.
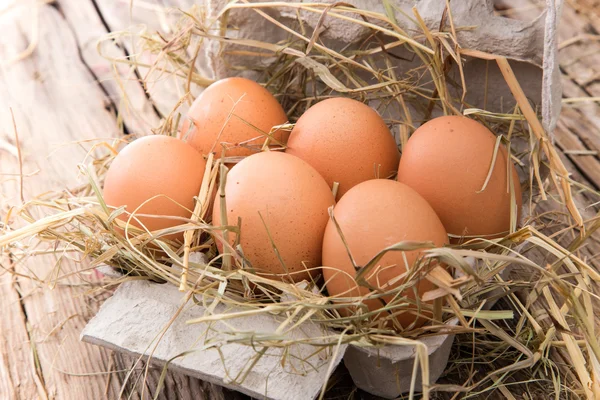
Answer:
(103, 78, 522, 330)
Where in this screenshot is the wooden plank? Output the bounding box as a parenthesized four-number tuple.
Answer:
(0, 2, 233, 399)
(560, 81, 600, 154)
(53, 3, 237, 396)
(56, 0, 161, 135)
(554, 107, 600, 189)
(496, 0, 600, 190)
(548, 1, 600, 191)
(563, 0, 600, 27)
(0, 1, 597, 399)
(0, 259, 40, 399)
(91, 0, 204, 118)
(555, 1, 600, 132)
(0, 1, 239, 398)
(90, 0, 196, 33)
(0, 76, 39, 400)
(0, 2, 126, 398)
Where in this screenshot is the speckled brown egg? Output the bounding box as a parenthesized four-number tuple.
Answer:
(212, 151, 335, 282)
(397, 116, 522, 241)
(179, 77, 288, 159)
(322, 179, 448, 329)
(103, 135, 206, 241)
(286, 98, 400, 199)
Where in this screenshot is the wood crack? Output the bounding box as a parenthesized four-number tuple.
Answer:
(88, 0, 164, 121)
(559, 65, 597, 99)
(50, 1, 131, 135)
(6, 253, 49, 399)
(555, 141, 600, 192)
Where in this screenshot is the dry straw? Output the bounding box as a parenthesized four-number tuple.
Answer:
(2, 2, 600, 399)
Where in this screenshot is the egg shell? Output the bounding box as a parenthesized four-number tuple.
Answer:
(212, 151, 335, 282)
(286, 98, 400, 198)
(322, 179, 448, 330)
(103, 135, 206, 241)
(179, 77, 288, 159)
(397, 116, 522, 241)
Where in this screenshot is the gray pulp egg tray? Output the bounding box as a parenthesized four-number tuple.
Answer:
(82, 0, 562, 398)
(82, 259, 505, 399)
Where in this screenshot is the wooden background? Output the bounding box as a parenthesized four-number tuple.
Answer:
(0, 0, 599, 399)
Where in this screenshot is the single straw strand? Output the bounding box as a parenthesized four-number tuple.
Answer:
(180, 153, 214, 291)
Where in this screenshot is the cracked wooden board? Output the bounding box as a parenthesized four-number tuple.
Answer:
(91, 0, 205, 119)
(0, 259, 40, 400)
(0, 0, 598, 399)
(0, 3, 123, 397)
(56, 0, 161, 135)
(0, 1, 233, 399)
(498, 0, 600, 191)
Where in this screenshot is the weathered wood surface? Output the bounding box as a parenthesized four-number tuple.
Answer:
(56, 0, 161, 134)
(0, 0, 598, 399)
(91, 0, 202, 118)
(0, 2, 124, 399)
(497, 0, 600, 192)
(0, 1, 231, 399)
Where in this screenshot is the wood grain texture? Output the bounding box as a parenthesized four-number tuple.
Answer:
(55, 0, 161, 135)
(554, 0, 600, 190)
(0, 60, 39, 400)
(1, 2, 124, 399)
(90, 0, 205, 118)
(0, 259, 40, 400)
(0, 1, 231, 399)
(0, 0, 598, 399)
(496, 0, 600, 192)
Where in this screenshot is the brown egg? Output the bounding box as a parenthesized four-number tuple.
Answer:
(397, 116, 522, 241)
(286, 97, 400, 199)
(212, 151, 335, 282)
(179, 77, 288, 159)
(322, 179, 448, 329)
(103, 135, 206, 241)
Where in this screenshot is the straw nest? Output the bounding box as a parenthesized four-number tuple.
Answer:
(2, 2, 600, 399)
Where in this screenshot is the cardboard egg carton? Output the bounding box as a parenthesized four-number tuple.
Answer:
(82, 279, 347, 400)
(344, 320, 457, 397)
(82, 0, 562, 398)
(346, 260, 511, 398)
